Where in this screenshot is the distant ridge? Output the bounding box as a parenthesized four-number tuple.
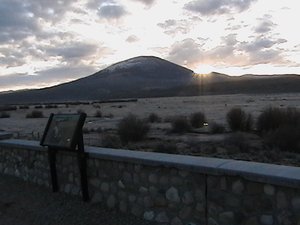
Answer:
(0, 56, 299, 104)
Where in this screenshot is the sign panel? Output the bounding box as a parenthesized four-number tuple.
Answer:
(40, 113, 86, 150)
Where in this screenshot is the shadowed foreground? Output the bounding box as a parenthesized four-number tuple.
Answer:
(0, 174, 158, 225)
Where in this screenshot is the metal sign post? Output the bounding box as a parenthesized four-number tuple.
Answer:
(77, 131, 89, 201)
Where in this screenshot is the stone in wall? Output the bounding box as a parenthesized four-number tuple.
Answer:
(166, 187, 180, 203)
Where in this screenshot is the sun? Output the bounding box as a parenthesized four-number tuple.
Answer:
(194, 65, 215, 75)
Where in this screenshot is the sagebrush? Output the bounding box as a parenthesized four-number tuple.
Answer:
(226, 107, 253, 132)
(117, 114, 150, 143)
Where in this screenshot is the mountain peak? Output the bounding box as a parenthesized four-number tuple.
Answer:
(103, 55, 186, 74)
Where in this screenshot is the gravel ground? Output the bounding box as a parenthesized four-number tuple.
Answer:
(0, 174, 159, 225)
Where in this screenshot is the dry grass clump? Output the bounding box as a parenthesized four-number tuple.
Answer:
(101, 133, 122, 148)
(170, 116, 191, 133)
(0, 112, 10, 118)
(94, 110, 102, 118)
(117, 114, 150, 143)
(147, 113, 161, 123)
(26, 110, 44, 118)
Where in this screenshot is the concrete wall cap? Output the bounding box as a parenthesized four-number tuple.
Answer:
(1, 139, 299, 188)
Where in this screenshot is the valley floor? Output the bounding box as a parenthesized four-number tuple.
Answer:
(1, 93, 299, 167)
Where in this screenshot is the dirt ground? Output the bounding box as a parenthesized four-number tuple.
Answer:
(0, 174, 159, 225)
(0, 93, 300, 166)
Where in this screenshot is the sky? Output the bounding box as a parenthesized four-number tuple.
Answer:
(0, 0, 300, 92)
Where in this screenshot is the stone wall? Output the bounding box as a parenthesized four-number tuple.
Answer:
(0, 139, 299, 225)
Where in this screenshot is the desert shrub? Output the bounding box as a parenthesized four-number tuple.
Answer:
(264, 125, 300, 152)
(19, 105, 29, 109)
(210, 122, 225, 134)
(26, 110, 44, 118)
(117, 114, 150, 143)
(94, 110, 102, 118)
(0, 112, 10, 118)
(257, 107, 300, 133)
(0, 105, 17, 111)
(148, 113, 161, 123)
(226, 107, 253, 132)
(153, 142, 178, 154)
(170, 116, 191, 133)
(265, 125, 300, 152)
(104, 113, 114, 118)
(257, 107, 283, 133)
(45, 104, 58, 109)
(190, 112, 206, 128)
(257, 107, 300, 152)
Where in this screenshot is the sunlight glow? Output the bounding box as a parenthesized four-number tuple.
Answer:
(194, 65, 215, 75)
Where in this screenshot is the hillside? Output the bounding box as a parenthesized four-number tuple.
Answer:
(0, 56, 299, 104)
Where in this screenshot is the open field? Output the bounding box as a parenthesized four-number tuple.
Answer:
(1, 93, 300, 166)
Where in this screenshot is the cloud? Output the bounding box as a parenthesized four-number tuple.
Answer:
(0, 45, 29, 68)
(241, 38, 276, 52)
(46, 43, 98, 62)
(167, 35, 240, 69)
(239, 37, 288, 65)
(130, 0, 155, 6)
(27, 0, 75, 22)
(157, 19, 190, 35)
(97, 3, 127, 20)
(158, 17, 201, 36)
(254, 16, 276, 34)
(0, 0, 78, 43)
(157, 19, 177, 29)
(203, 34, 240, 65)
(167, 38, 203, 67)
(0, 0, 40, 43)
(184, 0, 257, 16)
(247, 49, 284, 65)
(126, 35, 139, 43)
(166, 33, 289, 70)
(0, 65, 97, 91)
(87, 0, 107, 9)
(0, 56, 26, 68)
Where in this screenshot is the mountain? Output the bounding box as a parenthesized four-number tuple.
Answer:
(0, 56, 299, 104)
(0, 56, 195, 104)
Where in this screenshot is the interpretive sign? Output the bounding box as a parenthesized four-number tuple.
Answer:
(40, 113, 89, 201)
(40, 113, 86, 150)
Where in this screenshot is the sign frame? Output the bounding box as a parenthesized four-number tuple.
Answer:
(40, 113, 86, 150)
